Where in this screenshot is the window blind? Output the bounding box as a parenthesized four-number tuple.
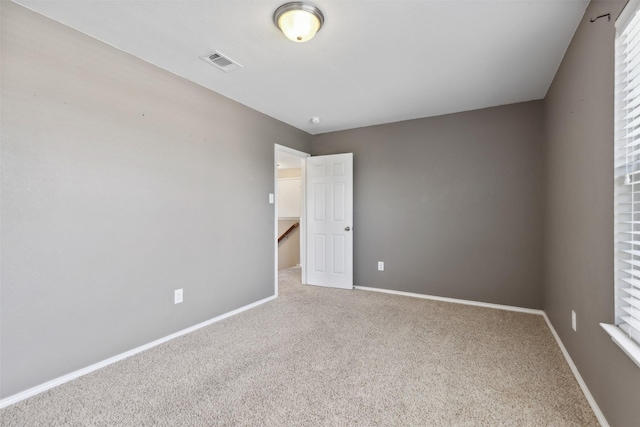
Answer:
(615, 0, 640, 348)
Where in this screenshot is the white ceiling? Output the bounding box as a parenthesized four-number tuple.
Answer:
(13, 0, 589, 135)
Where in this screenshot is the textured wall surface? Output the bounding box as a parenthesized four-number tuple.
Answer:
(4, 0, 639, 424)
(543, 1, 640, 426)
(0, 1, 310, 398)
(312, 101, 544, 309)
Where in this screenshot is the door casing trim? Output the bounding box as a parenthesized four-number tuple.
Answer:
(274, 144, 310, 296)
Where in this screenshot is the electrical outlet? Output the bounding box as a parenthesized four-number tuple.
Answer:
(378, 261, 384, 271)
(175, 289, 183, 304)
(571, 310, 576, 331)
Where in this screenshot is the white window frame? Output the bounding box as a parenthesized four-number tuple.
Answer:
(604, 0, 640, 369)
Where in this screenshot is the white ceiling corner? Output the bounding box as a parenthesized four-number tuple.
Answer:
(12, 0, 589, 135)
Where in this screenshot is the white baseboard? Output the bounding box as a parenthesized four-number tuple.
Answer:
(0, 295, 277, 409)
(0, 287, 610, 427)
(354, 286, 544, 315)
(355, 285, 607, 426)
(542, 313, 608, 427)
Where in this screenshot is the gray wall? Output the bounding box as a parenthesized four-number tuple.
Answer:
(312, 101, 544, 309)
(4, 0, 639, 424)
(0, 2, 311, 398)
(543, 1, 640, 425)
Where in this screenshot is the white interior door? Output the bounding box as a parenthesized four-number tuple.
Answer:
(305, 153, 353, 289)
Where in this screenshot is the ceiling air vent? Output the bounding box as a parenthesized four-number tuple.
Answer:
(200, 51, 242, 73)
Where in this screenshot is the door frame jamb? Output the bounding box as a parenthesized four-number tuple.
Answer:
(274, 144, 310, 297)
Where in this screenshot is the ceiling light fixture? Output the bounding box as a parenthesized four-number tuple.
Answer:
(274, 2, 324, 43)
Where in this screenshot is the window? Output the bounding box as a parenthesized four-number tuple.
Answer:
(607, 0, 640, 368)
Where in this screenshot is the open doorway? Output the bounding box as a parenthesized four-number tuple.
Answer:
(274, 145, 310, 296)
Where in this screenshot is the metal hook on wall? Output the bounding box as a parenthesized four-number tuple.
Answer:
(590, 13, 611, 23)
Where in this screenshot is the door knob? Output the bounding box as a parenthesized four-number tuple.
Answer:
(345, 226, 351, 231)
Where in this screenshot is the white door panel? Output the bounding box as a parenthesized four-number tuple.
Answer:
(306, 153, 353, 289)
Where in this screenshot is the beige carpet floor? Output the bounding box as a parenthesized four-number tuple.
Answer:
(1, 267, 597, 426)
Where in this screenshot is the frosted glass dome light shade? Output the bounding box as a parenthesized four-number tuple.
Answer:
(274, 2, 324, 43)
